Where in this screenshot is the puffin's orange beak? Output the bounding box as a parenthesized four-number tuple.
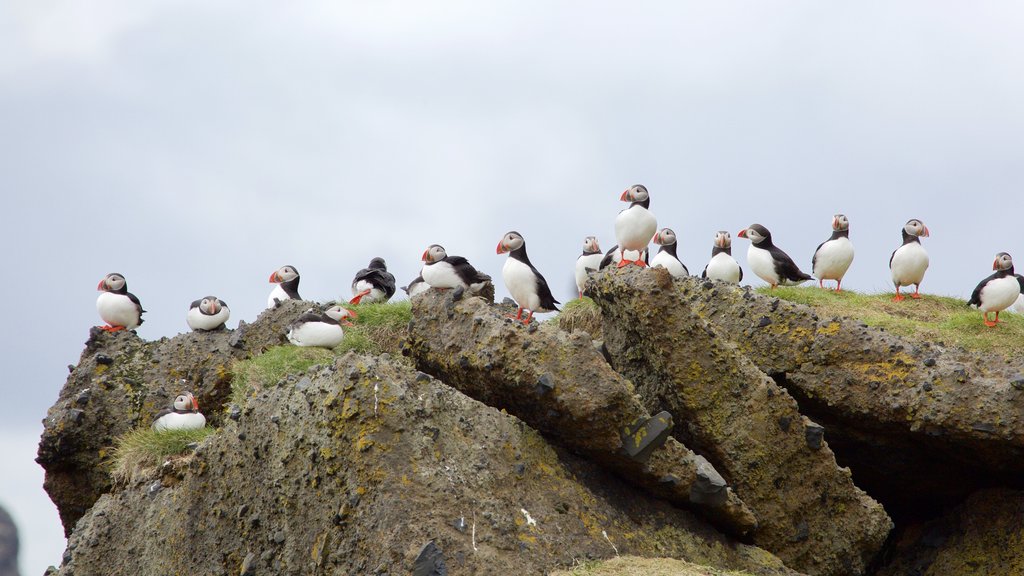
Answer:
(269, 272, 280, 283)
(993, 259, 1000, 270)
(651, 232, 661, 244)
(619, 189, 630, 201)
(737, 229, 748, 238)
(832, 216, 839, 230)
(210, 301, 219, 314)
(421, 249, 430, 262)
(97, 280, 106, 291)
(345, 308, 358, 319)
(192, 396, 199, 411)
(921, 226, 930, 237)
(496, 240, 507, 254)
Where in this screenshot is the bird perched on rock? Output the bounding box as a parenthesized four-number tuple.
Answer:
(350, 257, 396, 304)
(969, 252, 1021, 327)
(187, 296, 230, 331)
(267, 265, 301, 308)
(497, 231, 560, 324)
(96, 273, 145, 331)
(574, 236, 604, 298)
(614, 184, 657, 267)
(701, 231, 742, 283)
(812, 214, 854, 291)
(401, 274, 430, 298)
(889, 219, 930, 302)
(737, 224, 813, 288)
(286, 305, 352, 348)
(152, 391, 206, 431)
(651, 228, 689, 278)
(421, 244, 491, 294)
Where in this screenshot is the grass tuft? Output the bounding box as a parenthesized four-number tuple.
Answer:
(557, 297, 603, 336)
(336, 300, 411, 356)
(109, 426, 214, 485)
(762, 286, 1024, 357)
(230, 346, 334, 406)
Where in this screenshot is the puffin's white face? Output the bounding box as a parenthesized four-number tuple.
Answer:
(620, 184, 649, 203)
(653, 228, 677, 246)
(832, 214, 850, 232)
(270, 265, 299, 283)
(583, 236, 601, 253)
(714, 231, 732, 249)
(422, 245, 447, 263)
(98, 273, 126, 292)
(496, 231, 524, 254)
(323, 305, 353, 323)
(199, 297, 220, 315)
(994, 252, 1014, 271)
(739, 225, 768, 245)
(904, 219, 929, 238)
(173, 392, 198, 412)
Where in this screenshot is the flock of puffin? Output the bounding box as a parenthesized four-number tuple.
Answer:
(94, 184, 1023, 430)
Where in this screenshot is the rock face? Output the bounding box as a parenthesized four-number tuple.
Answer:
(587, 268, 892, 576)
(0, 504, 19, 576)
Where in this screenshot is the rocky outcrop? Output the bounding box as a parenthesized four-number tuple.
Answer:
(0, 505, 19, 576)
(406, 291, 757, 536)
(587, 268, 892, 576)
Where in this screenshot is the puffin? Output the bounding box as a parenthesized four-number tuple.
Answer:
(650, 228, 689, 278)
(420, 244, 491, 292)
(268, 265, 301, 308)
(614, 184, 657, 267)
(186, 296, 230, 331)
(152, 391, 206, 432)
(701, 231, 743, 283)
(812, 214, 855, 291)
(350, 257, 396, 305)
(286, 305, 351, 348)
(401, 274, 430, 298)
(968, 252, 1021, 327)
(497, 231, 560, 324)
(889, 219, 930, 302)
(574, 236, 604, 298)
(96, 273, 145, 331)
(737, 224, 813, 288)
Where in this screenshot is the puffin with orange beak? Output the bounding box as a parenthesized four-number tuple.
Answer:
(613, 184, 657, 268)
(152, 391, 206, 431)
(420, 244, 491, 293)
(738, 224, 813, 288)
(650, 228, 689, 278)
(969, 252, 1021, 327)
(701, 231, 742, 283)
(96, 272, 145, 331)
(889, 219, 930, 302)
(497, 231, 560, 324)
(267, 265, 301, 308)
(287, 305, 352, 348)
(187, 296, 230, 331)
(811, 214, 855, 291)
(574, 236, 604, 298)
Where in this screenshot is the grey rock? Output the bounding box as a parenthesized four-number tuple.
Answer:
(412, 541, 447, 576)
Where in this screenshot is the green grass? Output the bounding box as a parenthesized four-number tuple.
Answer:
(231, 345, 335, 406)
(336, 300, 411, 355)
(109, 426, 214, 484)
(557, 297, 603, 336)
(552, 556, 754, 576)
(762, 286, 1024, 357)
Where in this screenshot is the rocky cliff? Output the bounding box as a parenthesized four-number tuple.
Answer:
(37, 269, 1024, 575)
(0, 505, 19, 576)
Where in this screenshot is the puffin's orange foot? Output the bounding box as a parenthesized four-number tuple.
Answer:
(616, 259, 630, 268)
(633, 259, 647, 268)
(984, 320, 999, 327)
(910, 293, 922, 299)
(99, 325, 125, 332)
(892, 294, 905, 302)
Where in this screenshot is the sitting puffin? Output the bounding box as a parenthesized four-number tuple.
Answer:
(421, 244, 491, 293)
(286, 305, 352, 348)
(614, 184, 657, 267)
(401, 274, 430, 298)
(969, 252, 1021, 327)
(350, 257, 396, 304)
(737, 224, 813, 288)
(811, 214, 855, 291)
(889, 219, 930, 302)
(650, 228, 689, 278)
(268, 265, 301, 308)
(152, 391, 206, 432)
(701, 231, 742, 283)
(574, 236, 604, 298)
(96, 273, 145, 331)
(187, 296, 230, 331)
(497, 231, 560, 324)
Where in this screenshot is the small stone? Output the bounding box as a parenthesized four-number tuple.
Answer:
(238, 432, 247, 441)
(621, 411, 673, 461)
(791, 520, 810, 542)
(458, 356, 470, 369)
(260, 550, 274, 562)
(228, 405, 242, 421)
(770, 299, 780, 312)
(237, 504, 250, 518)
(147, 480, 163, 497)
(971, 422, 996, 433)
(922, 382, 933, 392)
(1011, 376, 1024, 391)
(757, 316, 772, 328)
(75, 389, 92, 405)
(535, 374, 554, 395)
(412, 540, 447, 576)
(923, 358, 937, 367)
(229, 324, 246, 349)
(527, 323, 538, 333)
(805, 422, 825, 450)
(295, 376, 312, 391)
(778, 416, 791, 432)
(68, 409, 85, 424)
(689, 455, 728, 506)
(452, 517, 468, 533)
(270, 415, 280, 424)
(415, 372, 431, 383)
(273, 531, 286, 544)
(95, 354, 113, 366)
(239, 552, 257, 575)
(514, 463, 525, 475)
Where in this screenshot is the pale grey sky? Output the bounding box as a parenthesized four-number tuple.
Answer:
(2, 2, 1023, 573)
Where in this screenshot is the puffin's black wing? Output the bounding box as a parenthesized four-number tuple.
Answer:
(446, 256, 490, 286)
(599, 245, 618, 270)
(738, 266, 743, 282)
(153, 408, 173, 421)
(769, 246, 813, 282)
(969, 271, 999, 307)
(701, 265, 708, 279)
(127, 291, 145, 324)
(294, 312, 326, 324)
(528, 263, 560, 312)
(1017, 274, 1024, 292)
(189, 299, 202, 310)
(353, 267, 397, 299)
(217, 298, 229, 308)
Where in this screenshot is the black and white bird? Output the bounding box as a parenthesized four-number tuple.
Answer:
(614, 184, 657, 267)
(268, 265, 301, 308)
(152, 391, 206, 432)
(574, 236, 604, 298)
(812, 214, 855, 291)
(96, 273, 145, 331)
(737, 224, 813, 288)
(701, 231, 743, 283)
(969, 252, 1021, 327)
(650, 228, 689, 278)
(286, 305, 351, 348)
(420, 244, 491, 293)
(350, 257, 396, 305)
(187, 296, 230, 331)
(889, 219, 930, 301)
(497, 231, 560, 324)
(401, 274, 430, 298)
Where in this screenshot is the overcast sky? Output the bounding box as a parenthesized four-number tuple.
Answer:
(2, 2, 1023, 573)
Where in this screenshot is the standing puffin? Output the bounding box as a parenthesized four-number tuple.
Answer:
(421, 244, 491, 293)
(969, 252, 1021, 327)
(187, 296, 230, 331)
(286, 305, 351, 348)
(497, 231, 560, 324)
(614, 184, 657, 267)
(812, 214, 855, 291)
(889, 219, 930, 302)
(152, 391, 206, 432)
(401, 274, 430, 298)
(650, 228, 689, 278)
(737, 224, 813, 288)
(268, 265, 301, 308)
(574, 236, 604, 298)
(350, 257, 396, 304)
(96, 273, 145, 331)
(702, 231, 743, 283)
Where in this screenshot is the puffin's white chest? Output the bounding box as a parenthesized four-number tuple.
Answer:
(747, 245, 779, 285)
(813, 237, 855, 280)
(890, 242, 929, 286)
(153, 411, 206, 432)
(97, 292, 140, 329)
(187, 306, 230, 331)
(288, 320, 344, 348)
(614, 206, 657, 251)
(267, 284, 293, 308)
(651, 251, 688, 278)
(421, 261, 464, 289)
(503, 257, 542, 311)
(575, 253, 604, 293)
(705, 252, 741, 283)
(978, 276, 1022, 312)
